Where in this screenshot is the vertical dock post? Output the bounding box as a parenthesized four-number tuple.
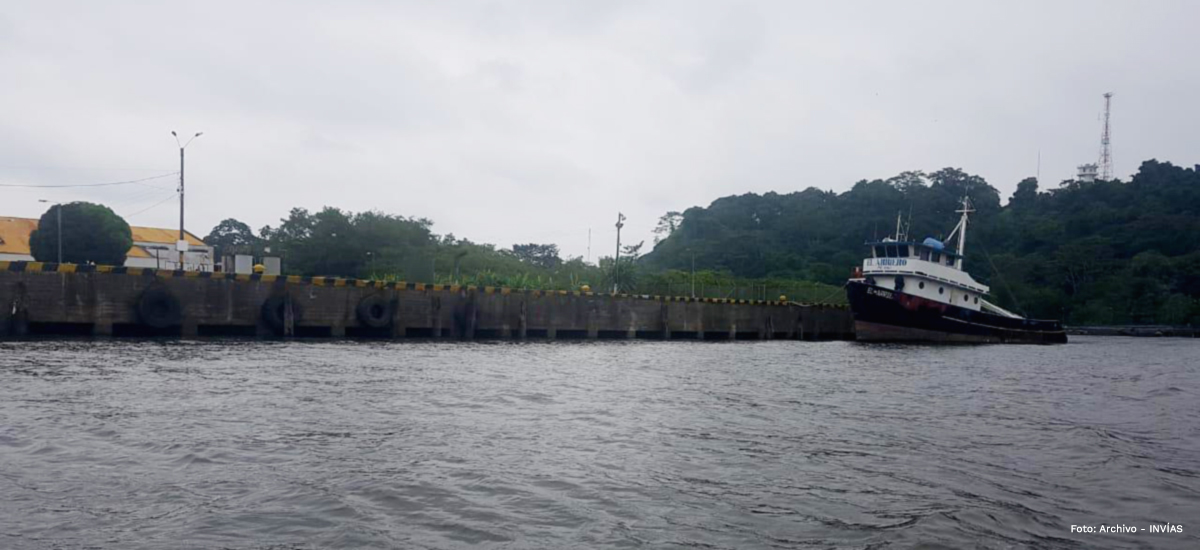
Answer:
(431, 295, 443, 338)
(283, 293, 295, 337)
(8, 283, 28, 337)
(390, 294, 405, 339)
(660, 302, 671, 340)
(517, 298, 528, 340)
(586, 301, 599, 340)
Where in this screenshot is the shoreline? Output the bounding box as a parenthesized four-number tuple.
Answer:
(1067, 325, 1198, 338)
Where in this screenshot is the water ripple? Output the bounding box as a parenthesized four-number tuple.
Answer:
(0, 337, 1197, 548)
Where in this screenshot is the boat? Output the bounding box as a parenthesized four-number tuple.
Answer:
(845, 198, 1067, 344)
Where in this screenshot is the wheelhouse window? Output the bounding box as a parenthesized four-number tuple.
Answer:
(897, 245, 909, 258)
(931, 251, 941, 263)
(886, 245, 898, 258)
(874, 245, 886, 258)
(945, 254, 955, 266)
(918, 247, 930, 261)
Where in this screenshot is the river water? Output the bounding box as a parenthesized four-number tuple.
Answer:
(1, 337, 1197, 549)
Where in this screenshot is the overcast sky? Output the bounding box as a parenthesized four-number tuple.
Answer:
(2, 1, 1196, 259)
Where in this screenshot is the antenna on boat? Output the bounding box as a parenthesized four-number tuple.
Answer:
(952, 196, 974, 269)
(893, 208, 914, 242)
(906, 205, 913, 240)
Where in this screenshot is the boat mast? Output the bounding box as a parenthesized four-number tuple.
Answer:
(954, 197, 973, 269)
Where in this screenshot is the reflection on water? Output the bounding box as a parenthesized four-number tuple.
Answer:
(0, 337, 1197, 549)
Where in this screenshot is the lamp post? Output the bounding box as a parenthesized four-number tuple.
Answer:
(690, 249, 696, 298)
(613, 213, 625, 294)
(171, 130, 203, 270)
(37, 200, 62, 264)
(454, 248, 468, 282)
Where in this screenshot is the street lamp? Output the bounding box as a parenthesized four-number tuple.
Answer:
(613, 212, 625, 294)
(171, 130, 203, 270)
(690, 249, 696, 298)
(37, 199, 62, 264)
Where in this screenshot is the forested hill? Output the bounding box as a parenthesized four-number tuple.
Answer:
(643, 160, 1200, 325)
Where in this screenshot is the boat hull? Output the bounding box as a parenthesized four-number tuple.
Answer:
(846, 280, 1067, 344)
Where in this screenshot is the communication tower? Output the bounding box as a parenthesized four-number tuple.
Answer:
(1099, 92, 1113, 180)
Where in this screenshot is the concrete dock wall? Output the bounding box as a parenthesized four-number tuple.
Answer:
(0, 262, 854, 341)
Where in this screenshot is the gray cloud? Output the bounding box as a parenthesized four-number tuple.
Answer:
(1, 0, 1196, 258)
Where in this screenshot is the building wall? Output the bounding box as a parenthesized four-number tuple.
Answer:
(129, 244, 215, 271)
(2, 249, 214, 270)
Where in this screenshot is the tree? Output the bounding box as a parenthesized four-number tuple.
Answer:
(600, 255, 639, 293)
(260, 206, 437, 277)
(927, 167, 1001, 217)
(270, 207, 360, 276)
(596, 241, 648, 293)
(885, 170, 928, 195)
(1010, 177, 1039, 208)
(637, 160, 1200, 325)
(653, 211, 683, 244)
(622, 240, 645, 259)
(29, 202, 132, 265)
(1053, 238, 1114, 297)
(204, 218, 262, 257)
(156, 157, 1200, 323)
(512, 243, 562, 269)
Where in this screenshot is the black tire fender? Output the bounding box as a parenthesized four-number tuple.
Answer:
(137, 286, 182, 329)
(356, 294, 393, 328)
(261, 295, 300, 333)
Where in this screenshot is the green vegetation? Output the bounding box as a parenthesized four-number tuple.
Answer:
(645, 160, 1200, 326)
(30, 202, 132, 265)
(211, 206, 838, 302)
(204, 218, 265, 258)
(205, 158, 1200, 323)
(239, 206, 598, 290)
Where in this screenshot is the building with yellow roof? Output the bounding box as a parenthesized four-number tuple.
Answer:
(0, 217, 38, 262)
(0, 216, 214, 271)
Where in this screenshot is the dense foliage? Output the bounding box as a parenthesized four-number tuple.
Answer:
(208, 159, 1200, 323)
(644, 160, 1200, 325)
(250, 206, 594, 288)
(258, 208, 435, 279)
(29, 202, 132, 265)
(213, 206, 842, 304)
(204, 218, 264, 258)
